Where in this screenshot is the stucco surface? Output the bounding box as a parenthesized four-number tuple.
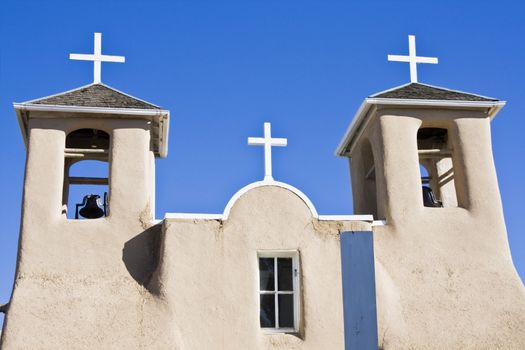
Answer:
(352, 107, 525, 349)
(0, 119, 369, 350)
(0, 116, 171, 349)
(3, 103, 524, 349)
(156, 186, 370, 350)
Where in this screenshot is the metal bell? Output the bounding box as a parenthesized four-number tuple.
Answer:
(76, 194, 105, 219)
(422, 186, 442, 208)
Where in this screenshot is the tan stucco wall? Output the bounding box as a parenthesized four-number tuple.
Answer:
(0, 115, 167, 349)
(351, 107, 525, 349)
(154, 186, 370, 350)
(0, 116, 370, 350)
(3, 105, 524, 349)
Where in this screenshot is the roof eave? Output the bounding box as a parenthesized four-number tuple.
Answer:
(159, 111, 170, 158)
(13, 102, 168, 116)
(13, 103, 171, 158)
(335, 98, 506, 157)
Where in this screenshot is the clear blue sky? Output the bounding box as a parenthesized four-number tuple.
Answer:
(1, 0, 524, 328)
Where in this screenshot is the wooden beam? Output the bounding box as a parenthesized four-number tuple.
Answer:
(418, 149, 452, 160)
(64, 153, 108, 159)
(65, 148, 108, 154)
(68, 176, 108, 185)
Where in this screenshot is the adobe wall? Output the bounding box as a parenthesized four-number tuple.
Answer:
(1, 125, 372, 350)
(352, 108, 525, 349)
(0, 115, 166, 349)
(155, 185, 371, 350)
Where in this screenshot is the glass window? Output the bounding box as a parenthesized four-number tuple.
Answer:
(258, 252, 299, 332)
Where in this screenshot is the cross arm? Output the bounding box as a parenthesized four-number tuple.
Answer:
(100, 54, 126, 63)
(70, 54, 96, 60)
(387, 55, 411, 62)
(271, 138, 287, 146)
(415, 56, 438, 64)
(248, 137, 265, 145)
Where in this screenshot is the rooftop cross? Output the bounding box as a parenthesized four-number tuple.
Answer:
(69, 32, 125, 84)
(387, 35, 438, 83)
(248, 122, 287, 182)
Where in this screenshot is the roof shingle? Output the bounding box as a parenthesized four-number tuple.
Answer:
(370, 83, 498, 102)
(28, 84, 161, 109)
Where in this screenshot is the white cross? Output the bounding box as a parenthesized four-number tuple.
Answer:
(69, 32, 125, 84)
(248, 122, 288, 182)
(387, 35, 438, 83)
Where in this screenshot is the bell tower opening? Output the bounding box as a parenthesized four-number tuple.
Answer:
(361, 139, 379, 218)
(63, 129, 110, 219)
(417, 127, 458, 208)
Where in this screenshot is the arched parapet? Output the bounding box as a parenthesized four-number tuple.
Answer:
(222, 180, 318, 220)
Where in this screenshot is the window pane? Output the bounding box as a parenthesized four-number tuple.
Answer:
(277, 258, 293, 291)
(259, 258, 275, 291)
(278, 294, 294, 328)
(260, 294, 275, 328)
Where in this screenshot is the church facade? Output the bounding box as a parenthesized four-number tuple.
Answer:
(1, 33, 524, 349)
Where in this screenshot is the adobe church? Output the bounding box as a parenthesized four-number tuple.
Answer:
(1, 33, 524, 349)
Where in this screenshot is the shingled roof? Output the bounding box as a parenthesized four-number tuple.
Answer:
(25, 83, 161, 109)
(335, 82, 505, 156)
(370, 82, 498, 102)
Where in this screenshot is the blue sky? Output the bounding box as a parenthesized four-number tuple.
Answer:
(1, 0, 524, 328)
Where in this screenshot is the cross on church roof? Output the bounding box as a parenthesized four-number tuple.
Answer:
(387, 35, 438, 83)
(248, 122, 287, 182)
(70, 32, 125, 84)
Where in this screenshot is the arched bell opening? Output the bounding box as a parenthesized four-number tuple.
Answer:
(63, 129, 111, 219)
(417, 127, 458, 208)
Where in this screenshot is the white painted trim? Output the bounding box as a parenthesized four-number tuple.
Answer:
(164, 180, 372, 222)
(13, 102, 170, 158)
(334, 100, 372, 156)
(318, 214, 373, 221)
(13, 103, 168, 116)
(365, 97, 505, 109)
(371, 220, 387, 226)
(159, 112, 170, 158)
(164, 213, 223, 220)
(223, 180, 319, 220)
(258, 251, 300, 332)
(335, 97, 505, 156)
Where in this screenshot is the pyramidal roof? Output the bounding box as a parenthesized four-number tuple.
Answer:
(21, 83, 162, 110)
(369, 82, 499, 102)
(335, 82, 505, 157)
(14, 83, 170, 157)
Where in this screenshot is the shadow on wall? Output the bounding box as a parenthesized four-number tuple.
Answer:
(122, 224, 162, 295)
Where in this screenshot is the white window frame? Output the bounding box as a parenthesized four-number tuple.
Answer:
(257, 250, 300, 333)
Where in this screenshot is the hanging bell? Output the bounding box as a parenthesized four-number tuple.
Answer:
(77, 194, 105, 219)
(422, 186, 442, 208)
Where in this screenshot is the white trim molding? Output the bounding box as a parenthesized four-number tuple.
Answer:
(335, 96, 505, 157)
(258, 251, 300, 333)
(164, 179, 374, 222)
(13, 102, 170, 158)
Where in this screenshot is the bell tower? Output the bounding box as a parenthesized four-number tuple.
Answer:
(14, 83, 169, 222)
(336, 36, 525, 349)
(1, 34, 170, 349)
